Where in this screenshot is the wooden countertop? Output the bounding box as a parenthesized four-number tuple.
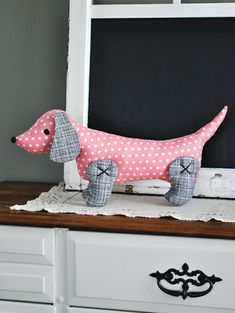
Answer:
(0, 181, 235, 239)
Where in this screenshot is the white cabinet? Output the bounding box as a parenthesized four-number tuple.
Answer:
(0, 226, 55, 304)
(0, 225, 234, 313)
(0, 226, 55, 312)
(67, 231, 235, 313)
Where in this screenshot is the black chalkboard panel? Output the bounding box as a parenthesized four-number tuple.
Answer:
(88, 18, 235, 168)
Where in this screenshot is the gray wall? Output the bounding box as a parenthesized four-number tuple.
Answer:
(0, 0, 69, 183)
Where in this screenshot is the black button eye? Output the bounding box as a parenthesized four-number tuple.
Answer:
(44, 129, 50, 135)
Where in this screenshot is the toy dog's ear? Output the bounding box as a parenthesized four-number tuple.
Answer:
(50, 112, 80, 163)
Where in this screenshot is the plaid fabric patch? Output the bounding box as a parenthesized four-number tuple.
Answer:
(82, 160, 118, 207)
(165, 157, 199, 206)
(50, 112, 80, 163)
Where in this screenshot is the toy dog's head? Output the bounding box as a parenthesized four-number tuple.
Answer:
(11, 110, 80, 163)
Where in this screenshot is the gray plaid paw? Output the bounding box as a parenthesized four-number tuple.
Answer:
(165, 156, 199, 206)
(82, 188, 92, 200)
(83, 160, 118, 207)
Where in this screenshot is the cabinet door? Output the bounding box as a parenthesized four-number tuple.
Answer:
(0, 226, 55, 303)
(67, 231, 235, 313)
(0, 301, 54, 313)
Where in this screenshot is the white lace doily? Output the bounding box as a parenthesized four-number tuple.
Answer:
(10, 183, 235, 222)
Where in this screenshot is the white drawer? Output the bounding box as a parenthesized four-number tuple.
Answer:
(68, 309, 131, 313)
(67, 308, 230, 313)
(67, 231, 235, 313)
(0, 300, 54, 313)
(68, 307, 232, 313)
(0, 263, 54, 303)
(0, 226, 54, 265)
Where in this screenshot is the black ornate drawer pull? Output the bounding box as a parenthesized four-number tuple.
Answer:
(150, 263, 222, 300)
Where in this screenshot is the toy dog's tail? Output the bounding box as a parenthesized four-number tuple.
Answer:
(195, 106, 228, 143)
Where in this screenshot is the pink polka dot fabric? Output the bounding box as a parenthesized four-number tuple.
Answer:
(16, 106, 227, 185)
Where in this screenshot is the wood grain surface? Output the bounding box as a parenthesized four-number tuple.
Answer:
(0, 181, 235, 239)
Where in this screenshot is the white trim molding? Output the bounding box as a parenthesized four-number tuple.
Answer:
(91, 3, 235, 19)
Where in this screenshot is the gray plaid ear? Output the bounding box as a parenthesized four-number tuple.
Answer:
(50, 112, 80, 163)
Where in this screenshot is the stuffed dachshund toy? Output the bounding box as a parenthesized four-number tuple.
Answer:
(11, 106, 227, 207)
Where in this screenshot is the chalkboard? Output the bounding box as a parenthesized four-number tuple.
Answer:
(88, 18, 235, 168)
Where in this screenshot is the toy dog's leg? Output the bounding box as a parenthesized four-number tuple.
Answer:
(82, 160, 118, 207)
(164, 156, 199, 206)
